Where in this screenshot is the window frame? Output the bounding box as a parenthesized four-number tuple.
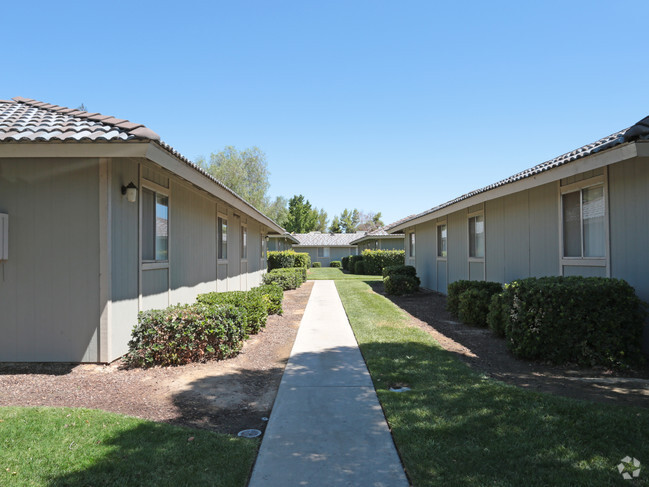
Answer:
(467, 211, 485, 262)
(140, 180, 170, 270)
(408, 231, 416, 259)
(217, 213, 228, 262)
(559, 175, 609, 272)
(436, 221, 448, 260)
(240, 224, 248, 261)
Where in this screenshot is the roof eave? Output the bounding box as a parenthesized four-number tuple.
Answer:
(389, 141, 640, 233)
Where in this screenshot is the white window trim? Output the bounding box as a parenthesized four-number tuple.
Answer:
(558, 174, 610, 275)
(140, 179, 170, 268)
(408, 230, 416, 259)
(467, 209, 485, 263)
(240, 223, 248, 262)
(217, 211, 229, 263)
(436, 220, 448, 261)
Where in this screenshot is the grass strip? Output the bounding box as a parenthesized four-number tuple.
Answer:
(0, 407, 257, 487)
(336, 280, 649, 487)
(307, 267, 382, 281)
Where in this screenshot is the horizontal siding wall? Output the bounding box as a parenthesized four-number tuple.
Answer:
(414, 221, 435, 290)
(0, 158, 101, 362)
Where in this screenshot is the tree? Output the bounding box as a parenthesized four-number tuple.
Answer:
(357, 211, 384, 232)
(314, 208, 328, 232)
(197, 146, 270, 210)
(339, 208, 360, 233)
(329, 216, 342, 233)
(265, 196, 289, 226)
(284, 195, 317, 233)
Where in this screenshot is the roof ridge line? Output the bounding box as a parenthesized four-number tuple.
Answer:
(11, 96, 160, 141)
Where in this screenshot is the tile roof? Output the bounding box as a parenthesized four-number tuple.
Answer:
(392, 115, 649, 230)
(292, 232, 365, 247)
(0, 97, 284, 233)
(0, 97, 159, 141)
(349, 225, 405, 245)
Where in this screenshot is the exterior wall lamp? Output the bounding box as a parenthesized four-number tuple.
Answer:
(121, 182, 138, 203)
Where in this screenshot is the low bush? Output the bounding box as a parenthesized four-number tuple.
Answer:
(267, 251, 296, 271)
(382, 265, 417, 278)
(458, 288, 499, 327)
(384, 274, 420, 295)
(349, 255, 363, 274)
(263, 267, 306, 290)
(341, 256, 351, 271)
(486, 292, 508, 337)
(447, 280, 502, 319)
(354, 260, 366, 274)
(496, 277, 646, 368)
(293, 252, 311, 269)
(126, 303, 247, 367)
(330, 261, 341, 268)
(197, 290, 268, 334)
(312, 262, 322, 268)
(250, 284, 284, 316)
(361, 250, 405, 275)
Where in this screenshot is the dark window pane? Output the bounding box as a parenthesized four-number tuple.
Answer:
(563, 191, 581, 257)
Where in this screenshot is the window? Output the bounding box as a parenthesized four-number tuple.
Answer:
(562, 184, 605, 258)
(409, 232, 415, 258)
(218, 216, 228, 260)
(469, 215, 484, 259)
(317, 247, 330, 258)
(437, 224, 447, 258)
(142, 188, 168, 261)
(241, 226, 247, 260)
(261, 235, 266, 258)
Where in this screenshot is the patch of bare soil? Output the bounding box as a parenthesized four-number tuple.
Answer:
(369, 282, 649, 409)
(0, 281, 314, 435)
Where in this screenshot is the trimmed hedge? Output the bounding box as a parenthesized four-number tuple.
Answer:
(349, 255, 363, 274)
(486, 292, 507, 337)
(384, 274, 420, 295)
(341, 256, 351, 271)
(447, 280, 502, 319)
(354, 260, 366, 275)
(383, 265, 417, 278)
(361, 250, 405, 275)
(126, 303, 247, 367)
(263, 267, 306, 290)
(330, 261, 341, 268)
(197, 290, 268, 334)
(267, 250, 310, 271)
(250, 284, 284, 316)
(494, 277, 646, 368)
(312, 262, 322, 268)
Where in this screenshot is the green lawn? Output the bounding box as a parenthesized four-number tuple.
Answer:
(0, 407, 257, 487)
(307, 267, 382, 281)
(336, 280, 649, 486)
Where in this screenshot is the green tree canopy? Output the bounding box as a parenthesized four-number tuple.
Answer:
(329, 216, 342, 233)
(284, 195, 318, 233)
(339, 208, 360, 233)
(314, 208, 328, 232)
(196, 146, 270, 210)
(357, 211, 384, 232)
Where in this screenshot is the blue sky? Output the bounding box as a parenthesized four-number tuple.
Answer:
(3, 1, 649, 225)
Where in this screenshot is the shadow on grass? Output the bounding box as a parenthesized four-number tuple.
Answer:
(357, 339, 648, 486)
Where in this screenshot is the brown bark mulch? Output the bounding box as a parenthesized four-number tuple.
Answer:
(369, 282, 649, 409)
(0, 281, 314, 435)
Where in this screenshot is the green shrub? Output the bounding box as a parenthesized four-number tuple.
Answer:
(458, 288, 498, 327)
(361, 250, 405, 275)
(267, 251, 296, 271)
(354, 260, 366, 274)
(341, 256, 351, 271)
(197, 290, 268, 334)
(384, 274, 420, 295)
(486, 292, 508, 337)
(293, 252, 311, 269)
(126, 303, 247, 368)
(501, 277, 646, 368)
(250, 284, 284, 315)
(312, 262, 322, 268)
(446, 280, 502, 318)
(349, 255, 363, 274)
(330, 261, 341, 268)
(262, 268, 305, 290)
(382, 265, 417, 278)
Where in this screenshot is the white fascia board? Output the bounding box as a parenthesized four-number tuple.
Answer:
(389, 142, 639, 233)
(144, 143, 284, 234)
(0, 141, 150, 158)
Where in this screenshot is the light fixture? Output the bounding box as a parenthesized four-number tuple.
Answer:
(121, 182, 138, 203)
(265, 236, 270, 242)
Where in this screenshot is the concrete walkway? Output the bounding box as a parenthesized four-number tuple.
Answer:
(249, 280, 408, 487)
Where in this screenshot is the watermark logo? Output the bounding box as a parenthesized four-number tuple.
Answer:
(617, 456, 641, 480)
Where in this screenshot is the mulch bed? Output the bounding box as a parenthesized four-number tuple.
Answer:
(0, 281, 314, 435)
(369, 282, 649, 409)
